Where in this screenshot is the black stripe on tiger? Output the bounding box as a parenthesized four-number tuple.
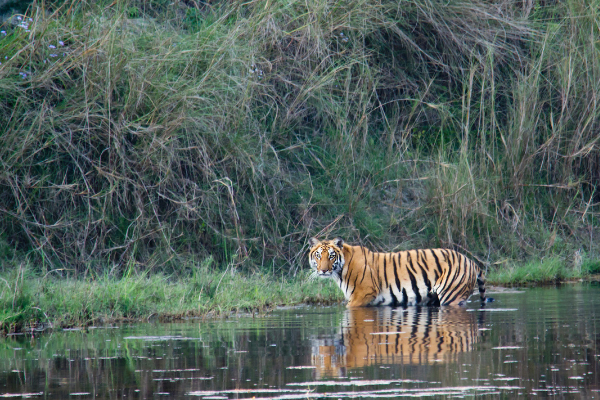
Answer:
(415, 250, 432, 293)
(392, 253, 402, 305)
(406, 252, 422, 305)
(383, 255, 388, 289)
(430, 249, 444, 275)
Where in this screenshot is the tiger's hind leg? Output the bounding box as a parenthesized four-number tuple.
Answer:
(432, 271, 475, 306)
(477, 272, 494, 304)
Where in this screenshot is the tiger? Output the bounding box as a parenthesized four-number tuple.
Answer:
(308, 237, 492, 307)
(311, 306, 484, 377)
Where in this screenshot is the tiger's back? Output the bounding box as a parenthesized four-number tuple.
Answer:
(308, 238, 490, 307)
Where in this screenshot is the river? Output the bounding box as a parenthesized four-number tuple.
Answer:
(1, 283, 599, 398)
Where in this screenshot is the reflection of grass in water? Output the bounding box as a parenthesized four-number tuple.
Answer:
(0, 259, 342, 333)
(0, 302, 346, 398)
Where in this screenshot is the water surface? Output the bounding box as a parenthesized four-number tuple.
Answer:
(1, 283, 599, 398)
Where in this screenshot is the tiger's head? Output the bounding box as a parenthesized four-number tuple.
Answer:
(308, 237, 345, 277)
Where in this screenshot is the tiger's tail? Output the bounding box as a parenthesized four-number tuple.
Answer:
(476, 269, 494, 304)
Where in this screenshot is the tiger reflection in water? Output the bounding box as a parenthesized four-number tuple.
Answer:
(311, 306, 484, 377)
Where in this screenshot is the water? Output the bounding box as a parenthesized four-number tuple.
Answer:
(1, 283, 599, 399)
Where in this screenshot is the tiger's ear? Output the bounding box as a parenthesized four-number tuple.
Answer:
(308, 237, 320, 247)
(332, 237, 344, 248)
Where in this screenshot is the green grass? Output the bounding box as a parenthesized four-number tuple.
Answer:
(488, 257, 600, 285)
(0, 259, 343, 333)
(0, 0, 598, 288)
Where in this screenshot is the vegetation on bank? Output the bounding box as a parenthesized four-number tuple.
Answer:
(487, 257, 600, 285)
(1, 0, 600, 332)
(0, 260, 343, 333)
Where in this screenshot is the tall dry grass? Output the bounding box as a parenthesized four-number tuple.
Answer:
(0, 0, 598, 276)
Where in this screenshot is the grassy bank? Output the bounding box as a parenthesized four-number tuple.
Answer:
(0, 259, 342, 333)
(0, 0, 599, 300)
(2, 256, 599, 333)
(487, 257, 600, 285)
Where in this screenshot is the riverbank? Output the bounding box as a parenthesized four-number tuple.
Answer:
(486, 257, 600, 285)
(0, 260, 343, 334)
(2, 257, 599, 334)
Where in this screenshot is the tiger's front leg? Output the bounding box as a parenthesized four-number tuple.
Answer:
(347, 291, 377, 308)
